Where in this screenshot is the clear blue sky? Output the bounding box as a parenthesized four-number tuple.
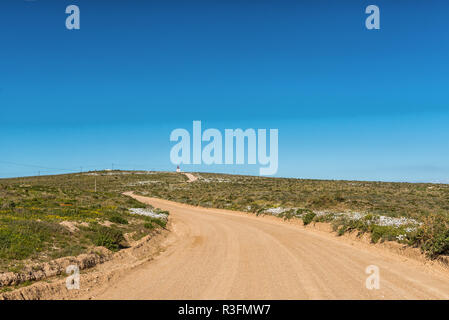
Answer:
(1, 0, 449, 182)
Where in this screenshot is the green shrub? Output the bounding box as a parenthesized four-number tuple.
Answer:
(331, 217, 369, 237)
(314, 213, 336, 223)
(279, 209, 296, 220)
(302, 212, 316, 225)
(151, 218, 166, 228)
(91, 226, 125, 251)
(370, 225, 390, 243)
(296, 208, 313, 215)
(369, 225, 405, 243)
(420, 231, 449, 258)
(411, 214, 449, 258)
(109, 215, 128, 225)
(143, 222, 154, 229)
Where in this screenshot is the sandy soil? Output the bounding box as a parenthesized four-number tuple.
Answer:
(80, 193, 449, 300)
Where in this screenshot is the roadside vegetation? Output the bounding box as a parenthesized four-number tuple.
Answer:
(0, 171, 177, 273)
(2, 169, 449, 276)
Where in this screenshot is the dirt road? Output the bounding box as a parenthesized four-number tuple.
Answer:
(91, 194, 449, 299)
(183, 172, 198, 182)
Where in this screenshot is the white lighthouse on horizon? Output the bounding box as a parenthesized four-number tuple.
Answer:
(176, 165, 181, 173)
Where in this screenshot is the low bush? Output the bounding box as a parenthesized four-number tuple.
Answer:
(278, 209, 296, 220)
(369, 225, 401, 243)
(302, 212, 316, 225)
(143, 222, 154, 229)
(91, 226, 126, 251)
(410, 214, 449, 258)
(150, 218, 166, 228)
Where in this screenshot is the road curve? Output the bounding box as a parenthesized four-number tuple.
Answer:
(94, 193, 449, 299)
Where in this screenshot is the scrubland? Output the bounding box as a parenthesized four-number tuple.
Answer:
(2, 169, 449, 284)
(133, 172, 449, 259)
(0, 171, 174, 279)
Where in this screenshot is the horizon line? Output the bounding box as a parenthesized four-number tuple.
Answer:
(1, 169, 448, 185)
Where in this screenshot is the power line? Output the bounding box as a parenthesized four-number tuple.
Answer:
(0, 160, 175, 179)
(0, 160, 120, 172)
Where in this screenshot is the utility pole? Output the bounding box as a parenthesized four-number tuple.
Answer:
(94, 177, 97, 192)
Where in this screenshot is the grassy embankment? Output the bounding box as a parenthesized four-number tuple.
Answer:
(2, 169, 449, 281)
